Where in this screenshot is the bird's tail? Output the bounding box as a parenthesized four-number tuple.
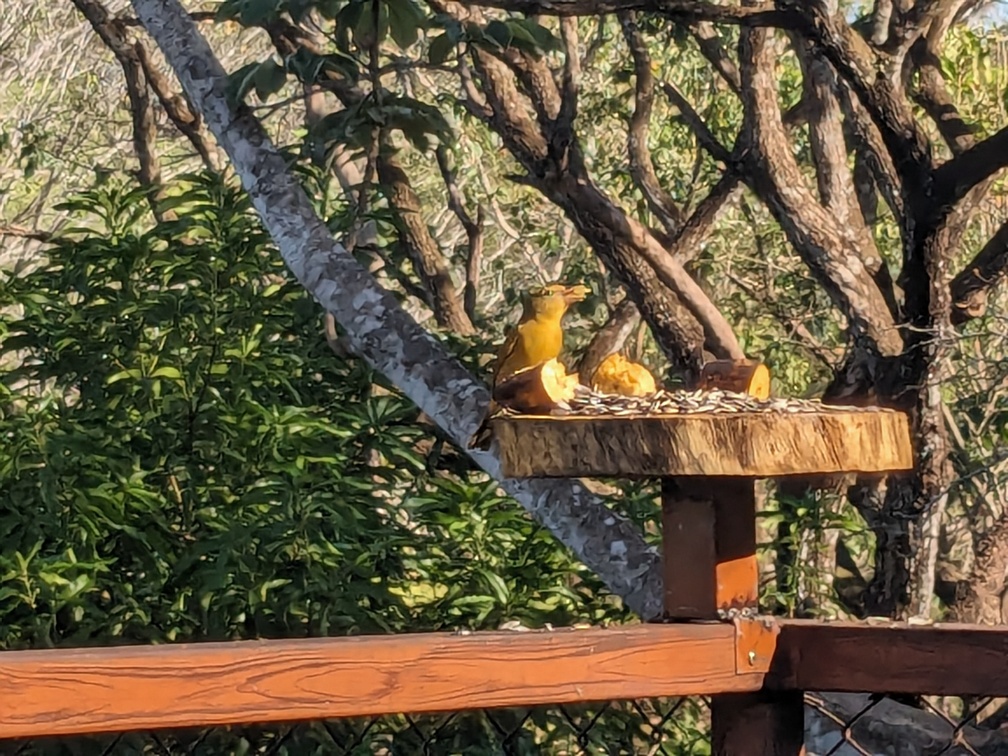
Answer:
(469, 400, 501, 451)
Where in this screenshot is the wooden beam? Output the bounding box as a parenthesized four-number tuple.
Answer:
(491, 410, 912, 478)
(770, 619, 1008, 695)
(0, 625, 763, 739)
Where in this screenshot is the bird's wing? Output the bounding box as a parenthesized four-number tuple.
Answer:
(492, 326, 521, 385)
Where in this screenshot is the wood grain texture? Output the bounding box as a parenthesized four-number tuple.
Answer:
(662, 478, 757, 619)
(491, 410, 913, 478)
(0, 625, 763, 739)
(770, 619, 1008, 695)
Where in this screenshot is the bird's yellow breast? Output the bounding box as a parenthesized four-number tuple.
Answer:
(493, 315, 565, 384)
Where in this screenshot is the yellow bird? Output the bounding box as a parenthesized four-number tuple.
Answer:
(492, 282, 590, 387)
(470, 282, 588, 450)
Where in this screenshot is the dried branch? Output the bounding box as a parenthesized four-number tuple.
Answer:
(950, 219, 1008, 325)
(577, 297, 642, 382)
(436, 146, 485, 322)
(620, 12, 683, 234)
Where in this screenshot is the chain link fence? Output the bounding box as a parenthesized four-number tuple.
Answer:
(7, 698, 711, 756)
(805, 692, 1008, 755)
(11, 694, 1008, 754)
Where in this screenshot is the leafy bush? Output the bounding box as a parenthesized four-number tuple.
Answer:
(0, 174, 630, 651)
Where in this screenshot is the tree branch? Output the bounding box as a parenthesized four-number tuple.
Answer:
(739, 23, 903, 356)
(133, 40, 220, 171)
(836, 80, 906, 223)
(673, 168, 743, 265)
(931, 125, 1008, 213)
(551, 16, 580, 172)
(621, 12, 684, 234)
(458, 0, 800, 26)
(72, 0, 162, 214)
(688, 22, 742, 94)
(377, 150, 476, 335)
(577, 297, 641, 383)
(796, 0, 933, 188)
(950, 218, 1008, 325)
(797, 41, 874, 245)
(659, 81, 733, 165)
(133, 0, 664, 619)
(910, 37, 977, 156)
(436, 146, 485, 322)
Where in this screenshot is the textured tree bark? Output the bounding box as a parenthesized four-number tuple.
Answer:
(376, 155, 475, 335)
(739, 24, 903, 358)
(132, 0, 664, 620)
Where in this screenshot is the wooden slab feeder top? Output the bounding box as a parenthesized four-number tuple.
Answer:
(489, 389, 913, 479)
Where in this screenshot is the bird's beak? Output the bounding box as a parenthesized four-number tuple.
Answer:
(561, 284, 590, 304)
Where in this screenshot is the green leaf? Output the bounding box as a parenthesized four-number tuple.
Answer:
(427, 33, 455, 65)
(150, 366, 182, 380)
(253, 58, 288, 101)
(386, 0, 427, 50)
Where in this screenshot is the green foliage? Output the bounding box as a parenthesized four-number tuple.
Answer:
(0, 175, 628, 652)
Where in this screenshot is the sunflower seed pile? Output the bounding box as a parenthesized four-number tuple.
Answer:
(499, 386, 886, 417)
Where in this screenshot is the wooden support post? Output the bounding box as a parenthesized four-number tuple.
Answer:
(711, 691, 806, 755)
(661, 477, 758, 620)
(661, 476, 804, 754)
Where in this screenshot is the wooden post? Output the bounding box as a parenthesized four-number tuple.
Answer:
(711, 691, 805, 755)
(661, 477, 758, 620)
(661, 476, 805, 754)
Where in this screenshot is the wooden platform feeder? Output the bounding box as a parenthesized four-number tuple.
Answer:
(488, 395, 914, 755)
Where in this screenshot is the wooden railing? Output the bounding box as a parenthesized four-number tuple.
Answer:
(5, 407, 1007, 753)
